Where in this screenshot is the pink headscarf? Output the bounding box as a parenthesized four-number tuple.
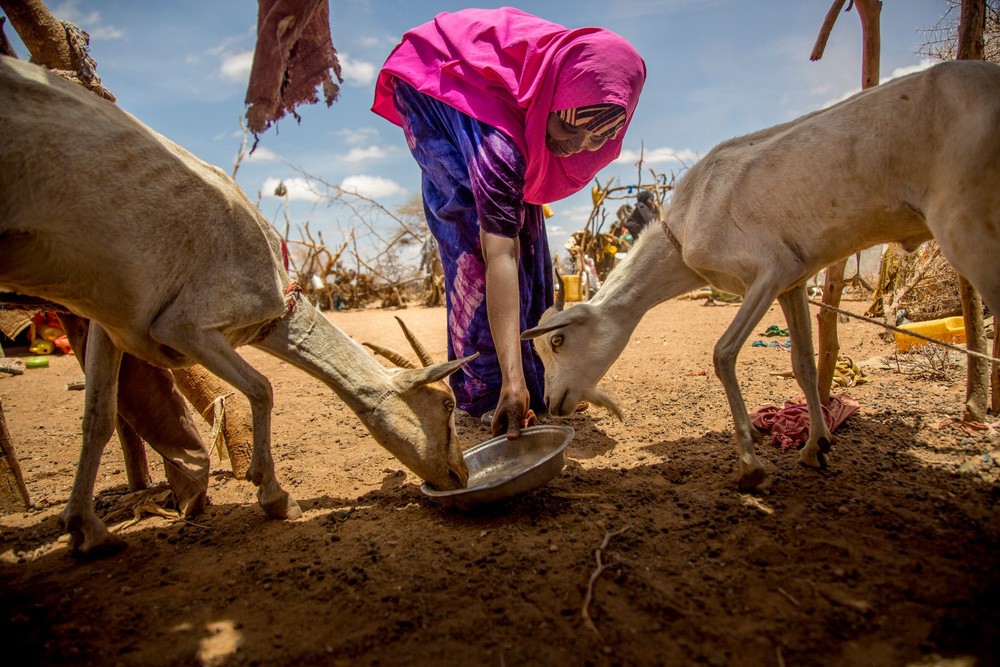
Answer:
(371, 7, 646, 204)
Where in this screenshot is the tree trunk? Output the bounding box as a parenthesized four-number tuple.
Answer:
(958, 0, 986, 61)
(957, 0, 990, 421)
(959, 279, 989, 421)
(992, 332, 999, 414)
(172, 367, 254, 480)
(817, 260, 847, 405)
(0, 0, 73, 69)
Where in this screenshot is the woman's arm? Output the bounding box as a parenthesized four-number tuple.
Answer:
(481, 228, 536, 439)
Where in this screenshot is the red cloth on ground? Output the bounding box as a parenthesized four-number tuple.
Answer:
(245, 0, 342, 136)
(750, 394, 860, 452)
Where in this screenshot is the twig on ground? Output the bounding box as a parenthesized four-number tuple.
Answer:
(581, 525, 629, 636)
(776, 586, 800, 607)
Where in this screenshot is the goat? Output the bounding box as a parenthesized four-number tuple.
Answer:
(523, 60, 1000, 491)
(0, 55, 474, 557)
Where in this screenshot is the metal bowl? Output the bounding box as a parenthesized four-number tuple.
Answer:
(421, 424, 575, 510)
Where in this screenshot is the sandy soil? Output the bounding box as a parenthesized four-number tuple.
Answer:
(1, 296, 998, 667)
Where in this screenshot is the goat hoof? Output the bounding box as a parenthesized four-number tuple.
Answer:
(737, 457, 767, 491)
(62, 511, 126, 559)
(799, 446, 828, 469)
(258, 489, 302, 520)
(72, 535, 127, 560)
(66, 526, 127, 560)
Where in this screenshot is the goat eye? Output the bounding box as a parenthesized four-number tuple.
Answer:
(551, 334, 564, 349)
(445, 400, 455, 412)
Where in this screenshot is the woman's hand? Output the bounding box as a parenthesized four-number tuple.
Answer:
(491, 381, 537, 439)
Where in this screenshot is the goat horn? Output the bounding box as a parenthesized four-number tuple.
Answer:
(394, 316, 433, 367)
(362, 342, 417, 369)
(552, 264, 565, 312)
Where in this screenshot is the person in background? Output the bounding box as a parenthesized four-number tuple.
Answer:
(372, 7, 645, 438)
(624, 189, 658, 241)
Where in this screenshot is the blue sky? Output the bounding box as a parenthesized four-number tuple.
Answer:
(2, 1, 950, 255)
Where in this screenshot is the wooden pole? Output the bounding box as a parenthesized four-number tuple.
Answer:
(815, 0, 881, 405)
(0, 402, 31, 512)
(0, 0, 74, 69)
(956, 0, 990, 421)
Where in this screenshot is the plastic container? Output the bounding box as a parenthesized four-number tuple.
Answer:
(894, 316, 966, 351)
(25, 356, 50, 369)
(561, 274, 582, 302)
(29, 339, 55, 355)
(39, 325, 64, 341)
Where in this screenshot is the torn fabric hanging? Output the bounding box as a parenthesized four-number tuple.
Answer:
(244, 0, 343, 139)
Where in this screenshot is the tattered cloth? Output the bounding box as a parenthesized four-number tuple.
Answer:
(750, 394, 860, 452)
(244, 0, 343, 137)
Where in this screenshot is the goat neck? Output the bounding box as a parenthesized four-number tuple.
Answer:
(523, 221, 705, 419)
(253, 300, 470, 490)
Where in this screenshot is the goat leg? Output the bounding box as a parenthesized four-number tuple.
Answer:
(778, 287, 834, 469)
(153, 323, 301, 520)
(61, 322, 126, 558)
(59, 314, 209, 515)
(712, 284, 778, 491)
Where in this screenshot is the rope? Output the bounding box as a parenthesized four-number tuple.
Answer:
(252, 281, 303, 343)
(807, 299, 1000, 364)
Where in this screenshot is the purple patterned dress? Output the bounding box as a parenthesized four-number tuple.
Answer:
(392, 80, 552, 418)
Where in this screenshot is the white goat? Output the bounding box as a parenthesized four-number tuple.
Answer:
(523, 60, 1000, 491)
(0, 55, 474, 557)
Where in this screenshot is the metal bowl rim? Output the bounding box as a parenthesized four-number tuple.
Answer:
(420, 424, 575, 498)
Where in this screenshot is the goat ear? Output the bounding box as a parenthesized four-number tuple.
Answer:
(521, 306, 587, 340)
(394, 353, 478, 392)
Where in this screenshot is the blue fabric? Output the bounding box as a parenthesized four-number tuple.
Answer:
(392, 80, 552, 417)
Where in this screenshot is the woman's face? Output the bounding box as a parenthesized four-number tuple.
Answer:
(545, 112, 623, 157)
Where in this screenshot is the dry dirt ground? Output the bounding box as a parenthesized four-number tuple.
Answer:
(1, 297, 999, 667)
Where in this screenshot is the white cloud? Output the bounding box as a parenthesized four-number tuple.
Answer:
(357, 34, 398, 50)
(52, 1, 124, 40)
(335, 127, 380, 146)
(220, 50, 254, 83)
(245, 146, 281, 163)
(552, 204, 595, 227)
(338, 52, 377, 87)
(342, 145, 395, 163)
(885, 59, 936, 80)
(615, 147, 700, 166)
(88, 25, 125, 40)
(820, 58, 936, 109)
(261, 176, 324, 202)
(339, 175, 406, 198)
